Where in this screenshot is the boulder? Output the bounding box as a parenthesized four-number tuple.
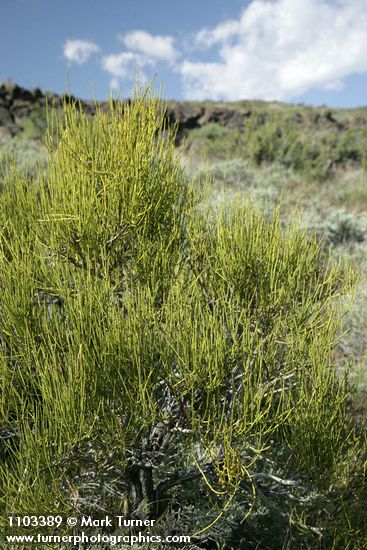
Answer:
(0, 82, 34, 103)
(30, 87, 43, 100)
(227, 108, 252, 129)
(166, 102, 204, 143)
(11, 99, 31, 118)
(198, 107, 251, 129)
(166, 102, 204, 129)
(0, 105, 18, 135)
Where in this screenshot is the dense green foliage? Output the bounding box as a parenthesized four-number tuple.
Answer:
(188, 108, 367, 180)
(0, 89, 367, 549)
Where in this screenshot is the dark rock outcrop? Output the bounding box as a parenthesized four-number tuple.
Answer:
(165, 102, 204, 142)
(166, 102, 204, 129)
(0, 105, 17, 136)
(0, 82, 252, 140)
(197, 107, 251, 129)
(0, 81, 366, 142)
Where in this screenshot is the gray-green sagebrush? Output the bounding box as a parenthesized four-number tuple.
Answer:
(0, 85, 366, 549)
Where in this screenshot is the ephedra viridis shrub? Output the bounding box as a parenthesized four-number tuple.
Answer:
(0, 84, 366, 548)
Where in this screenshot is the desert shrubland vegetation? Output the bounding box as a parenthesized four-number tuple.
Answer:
(0, 85, 367, 549)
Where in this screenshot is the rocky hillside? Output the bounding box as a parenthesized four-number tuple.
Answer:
(1, 81, 366, 143)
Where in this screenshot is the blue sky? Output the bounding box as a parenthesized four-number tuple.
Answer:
(1, 0, 367, 107)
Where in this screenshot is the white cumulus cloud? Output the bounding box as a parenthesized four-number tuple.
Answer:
(180, 0, 367, 101)
(101, 51, 153, 79)
(101, 31, 178, 89)
(63, 39, 100, 65)
(120, 30, 178, 63)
